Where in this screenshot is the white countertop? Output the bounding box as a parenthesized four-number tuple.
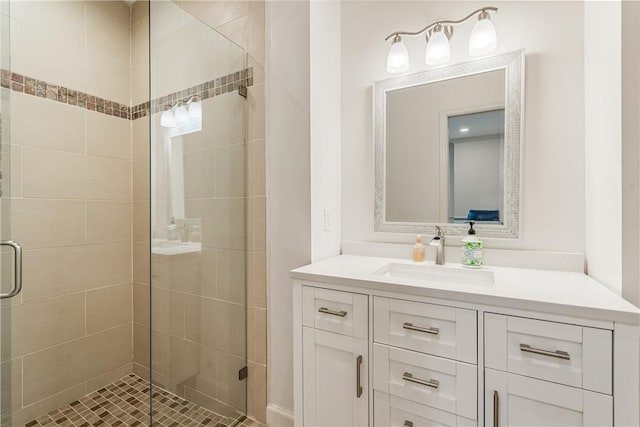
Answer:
(151, 239, 202, 256)
(291, 255, 640, 324)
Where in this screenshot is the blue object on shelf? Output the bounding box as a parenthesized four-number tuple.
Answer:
(466, 210, 500, 222)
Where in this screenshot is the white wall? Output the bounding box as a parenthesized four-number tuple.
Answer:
(584, 1, 622, 294)
(621, 0, 640, 306)
(452, 137, 503, 219)
(341, 1, 586, 252)
(266, 0, 311, 421)
(310, 0, 342, 261)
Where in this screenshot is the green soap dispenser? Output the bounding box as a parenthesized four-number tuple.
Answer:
(461, 221, 483, 268)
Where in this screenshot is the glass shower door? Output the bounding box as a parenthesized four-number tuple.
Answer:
(149, 2, 248, 425)
(0, 0, 15, 424)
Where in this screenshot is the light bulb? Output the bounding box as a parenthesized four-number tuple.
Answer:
(425, 26, 450, 65)
(386, 35, 409, 74)
(174, 105, 190, 125)
(188, 101, 202, 120)
(160, 110, 176, 128)
(469, 12, 497, 56)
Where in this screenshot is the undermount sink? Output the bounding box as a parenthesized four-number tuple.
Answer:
(373, 263, 495, 287)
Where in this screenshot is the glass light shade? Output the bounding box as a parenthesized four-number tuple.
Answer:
(174, 105, 190, 125)
(386, 37, 409, 74)
(188, 101, 202, 120)
(160, 110, 176, 128)
(469, 16, 497, 56)
(425, 30, 450, 65)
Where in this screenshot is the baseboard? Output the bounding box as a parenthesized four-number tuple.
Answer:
(266, 404, 294, 427)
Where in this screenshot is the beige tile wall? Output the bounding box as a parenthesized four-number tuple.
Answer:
(2, 0, 266, 424)
(5, 2, 134, 424)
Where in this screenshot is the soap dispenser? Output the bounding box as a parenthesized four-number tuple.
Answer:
(168, 217, 180, 242)
(461, 221, 483, 268)
(413, 234, 425, 262)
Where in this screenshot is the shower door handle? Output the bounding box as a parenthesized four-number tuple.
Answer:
(0, 240, 22, 299)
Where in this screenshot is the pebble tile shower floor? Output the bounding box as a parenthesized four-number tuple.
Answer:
(25, 374, 259, 427)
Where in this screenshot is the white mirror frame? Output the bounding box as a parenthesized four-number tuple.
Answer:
(374, 49, 524, 238)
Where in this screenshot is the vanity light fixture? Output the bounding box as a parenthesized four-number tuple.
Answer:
(385, 6, 498, 73)
(160, 95, 203, 128)
(386, 35, 410, 73)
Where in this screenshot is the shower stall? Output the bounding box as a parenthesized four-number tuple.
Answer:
(0, 1, 252, 425)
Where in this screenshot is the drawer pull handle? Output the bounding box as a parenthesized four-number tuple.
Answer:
(493, 390, 499, 427)
(520, 344, 571, 360)
(404, 421, 414, 427)
(402, 372, 439, 389)
(356, 355, 363, 398)
(403, 322, 439, 335)
(318, 307, 347, 317)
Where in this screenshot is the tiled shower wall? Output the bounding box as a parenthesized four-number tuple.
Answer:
(5, 2, 134, 424)
(2, 0, 266, 424)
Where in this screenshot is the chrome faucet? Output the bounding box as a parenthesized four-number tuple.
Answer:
(430, 226, 445, 265)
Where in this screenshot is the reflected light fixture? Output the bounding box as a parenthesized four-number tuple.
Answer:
(160, 95, 202, 128)
(385, 6, 498, 74)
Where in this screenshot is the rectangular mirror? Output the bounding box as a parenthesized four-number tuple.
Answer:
(374, 50, 524, 238)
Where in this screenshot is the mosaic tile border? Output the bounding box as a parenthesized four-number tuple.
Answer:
(1, 68, 253, 122)
(25, 374, 258, 427)
(132, 67, 254, 120)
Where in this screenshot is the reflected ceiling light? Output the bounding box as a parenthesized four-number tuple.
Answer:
(386, 35, 410, 74)
(384, 7, 498, 74)
(460, 127, 469, 133)
(469, 10, 498, 56)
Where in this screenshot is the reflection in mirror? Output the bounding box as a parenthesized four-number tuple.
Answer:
(384, 69, 505, 224)
(374, 50, 523, 238)
(448, 109, 504, 223)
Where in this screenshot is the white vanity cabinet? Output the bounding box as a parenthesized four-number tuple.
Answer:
(302, 328, 369, 427)
(292, 257, 640, 427)
(300, 287, 370, 426)
(483, 314, 613, 426)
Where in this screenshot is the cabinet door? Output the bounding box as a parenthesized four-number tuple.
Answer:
(303, 327, 369, 427)
(485, 369, 612, 427)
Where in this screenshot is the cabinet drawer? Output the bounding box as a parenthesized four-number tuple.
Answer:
(373, 344, 477, 420)
(484, 314, 612, 394)
(374, 297, 477, 364)
(374, 391, 476, 427)
(303, 286, 368, 339)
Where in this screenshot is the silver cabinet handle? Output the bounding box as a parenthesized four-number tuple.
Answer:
(403, 322, 439, 335)
(319, 307, 347, 317)
(356, 355, 363, 398)
(402, 372, 439, 389)
(520, 344, 570, 360)
(493, 390, 499, 427)
(0, 240, 22, 299)
(403, 421, 413, 427)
